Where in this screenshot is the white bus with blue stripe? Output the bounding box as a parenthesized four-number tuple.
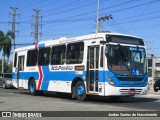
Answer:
(12, 33, 148, 101)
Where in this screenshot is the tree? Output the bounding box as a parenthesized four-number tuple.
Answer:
(0, 30, 14, 58)
(0, 30, 14, 73)
(0, 59, 12, 73)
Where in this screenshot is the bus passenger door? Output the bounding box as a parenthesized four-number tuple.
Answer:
(87, 46, 99, 93)
(17, 55, 25, 88)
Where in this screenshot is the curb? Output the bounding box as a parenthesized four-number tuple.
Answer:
(147, 94, 160, 97)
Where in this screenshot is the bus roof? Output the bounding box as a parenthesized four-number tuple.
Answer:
(14, 32, 143, 52)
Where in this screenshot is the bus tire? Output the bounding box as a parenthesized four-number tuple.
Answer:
(75, 81, 87, 101)
(29, 79, 37, 96)
(72, 86, 76, 99)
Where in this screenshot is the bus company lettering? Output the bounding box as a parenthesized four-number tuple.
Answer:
(51, 66, 73, 70)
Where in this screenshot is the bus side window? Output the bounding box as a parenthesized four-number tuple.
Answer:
(38, 47, 50, 66)
(51, 45, 66, 65)
(66, 42, 84, 64)
(60, 47, 66, 64)
(27, 49, 38, 66)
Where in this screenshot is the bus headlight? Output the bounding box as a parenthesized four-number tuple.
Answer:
(107, 76, 115, 86)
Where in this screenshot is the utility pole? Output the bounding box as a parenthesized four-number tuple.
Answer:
(32, 9, 42, 44)
(96, 0, 112, 33)
(96, 0, 100, 33)
(9, 7, 19, 50)
(151, 40, 155, 84)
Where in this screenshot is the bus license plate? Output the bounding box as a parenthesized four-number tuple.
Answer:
(128, 89, 135, 95)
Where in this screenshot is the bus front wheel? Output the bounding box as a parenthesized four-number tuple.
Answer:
(29, 79, 37, 95)
(75, 81, 87, 101)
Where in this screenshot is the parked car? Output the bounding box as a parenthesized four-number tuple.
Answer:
(153, 78, 160, 92)
(0, 73, 3, 87)
(0, 73, 13, 89)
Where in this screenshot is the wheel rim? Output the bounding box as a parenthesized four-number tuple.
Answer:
(77, 85, 85, 96)
(30, 82, 35, 93)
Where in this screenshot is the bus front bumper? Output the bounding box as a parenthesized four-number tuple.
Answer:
(104, 83, 148, 96)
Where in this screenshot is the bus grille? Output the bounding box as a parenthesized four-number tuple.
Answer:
(119, 89, 142, 95)
(117, 77, 144, 81)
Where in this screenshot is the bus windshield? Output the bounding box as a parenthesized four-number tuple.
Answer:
(107, 45, 146, 76)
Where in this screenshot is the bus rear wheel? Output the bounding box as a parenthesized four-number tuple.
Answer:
(75, 81, 87, 101)
(29, 79, 37, 95)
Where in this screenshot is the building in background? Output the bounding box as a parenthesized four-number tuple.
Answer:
(148, 57, 160, 84)
(155, 58, 160, 77)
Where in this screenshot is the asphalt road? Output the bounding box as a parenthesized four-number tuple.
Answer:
(0, 87, 160, 120)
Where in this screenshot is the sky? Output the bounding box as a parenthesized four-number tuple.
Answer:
(0, 0, 160, 61)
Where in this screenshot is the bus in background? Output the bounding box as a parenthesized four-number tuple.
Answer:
(12, 33, 148, 101)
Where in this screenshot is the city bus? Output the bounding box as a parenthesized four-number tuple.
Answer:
(12, 32, 148, 101)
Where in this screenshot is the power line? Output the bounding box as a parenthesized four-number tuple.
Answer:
(42, 0, 84, 14)
(127, 0, 153, 31)
(20, 0, 44, 13)
(20, 0, 64, 20)
(42, 0, 150, 26)
(114, 9, 160, 22)
(108, 19, 129, 34)
(7, 0, 159, 24)
(4, 0, 160, 46)
(43, 0, 97, 18)
(110, 14, 160, 25)
(108, 0, 160, 14)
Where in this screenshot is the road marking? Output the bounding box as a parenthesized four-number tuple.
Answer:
(7, 93, 15, 94)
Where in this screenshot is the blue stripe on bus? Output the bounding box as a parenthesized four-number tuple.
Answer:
(12, 69, 148, 90)
(12, 71, 84, 81)
(12, 72, 39, 81)
(38, 43, 45, 48)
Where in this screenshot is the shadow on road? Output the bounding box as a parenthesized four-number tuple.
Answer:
(1, 88, 160, 111)
(5, 88, 159, 104)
